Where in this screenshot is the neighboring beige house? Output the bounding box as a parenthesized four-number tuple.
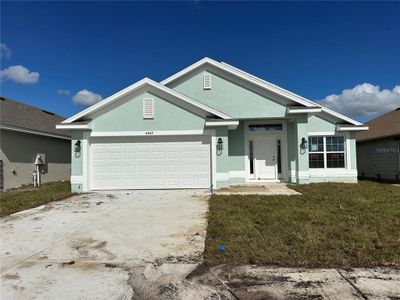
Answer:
(356, 108, 400, 182)
(0, 97, 71, 190)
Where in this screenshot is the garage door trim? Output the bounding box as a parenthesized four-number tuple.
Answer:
(85, 130, 216, 191)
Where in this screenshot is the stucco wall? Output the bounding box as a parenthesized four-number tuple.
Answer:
(170, 69, 287, 119)
(357, 137, 400, 181)
(0, 129, 70, 189)
(90, 91, 205, 132)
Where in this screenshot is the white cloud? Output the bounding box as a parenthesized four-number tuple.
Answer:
(57, 89, 70, 95)
(0, 43, 12, 59)
(318, 83, 400, 118)
(72, 89, 103, 106)
(0, 65, 39, 84)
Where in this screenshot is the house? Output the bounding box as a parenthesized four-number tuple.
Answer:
(0, 97, 71, 189)
(57, 58, 368, 192)
(356, 108, 400, 182)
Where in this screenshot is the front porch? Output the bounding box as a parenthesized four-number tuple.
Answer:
(211, 116, 358, 189)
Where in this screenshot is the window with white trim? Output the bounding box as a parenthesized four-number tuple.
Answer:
(143, 98, 154, 119)
(203, 73, 211, 90)
(309, 136, 345, 168)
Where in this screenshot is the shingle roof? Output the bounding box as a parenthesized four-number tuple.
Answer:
(0, 97, 70, 138)
(356, 108, 400, 142)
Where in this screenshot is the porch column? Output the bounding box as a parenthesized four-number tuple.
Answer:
(213, 126, 230, 189)
(295, 115, 310, 184)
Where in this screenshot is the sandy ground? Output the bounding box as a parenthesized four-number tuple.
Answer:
(1, 190, 209, 299)
(1, 190, 399, 299)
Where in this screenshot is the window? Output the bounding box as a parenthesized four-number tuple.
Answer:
(277, 139, 282, 174)
(248, 124, 282, 132)
(308, 136, 345, 168)
(203, 73, 211, 90)
(143, 98, 154, 119)
(249, 140, 254, 175)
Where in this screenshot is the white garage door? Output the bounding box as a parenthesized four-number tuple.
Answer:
(90, 135, 211, 190)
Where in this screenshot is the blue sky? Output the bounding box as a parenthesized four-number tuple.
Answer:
(1, 1, 399, 122)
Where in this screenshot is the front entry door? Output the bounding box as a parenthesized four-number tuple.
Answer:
(254, 137, 277, 180)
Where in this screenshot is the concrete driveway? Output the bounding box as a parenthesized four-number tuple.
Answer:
(1, 190, 209, 299)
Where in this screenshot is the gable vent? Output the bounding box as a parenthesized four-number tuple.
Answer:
(203, 73, 211, 90)
(143, 98, 154, 119)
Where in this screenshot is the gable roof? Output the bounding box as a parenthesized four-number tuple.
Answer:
(356, 108, 400, 142)
(0, 97, 70, 139)
(161, 57, 363, 126)
(62, 78, 232, 124)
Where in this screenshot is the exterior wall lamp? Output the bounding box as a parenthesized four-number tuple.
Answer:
(74, 140, 81, 158)
(300, 137, 308, 154)
(216, 137, 223, 155)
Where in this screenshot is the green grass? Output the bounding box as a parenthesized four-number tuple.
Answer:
(0, 181, 75, 217)
(204, 181, 400, 268)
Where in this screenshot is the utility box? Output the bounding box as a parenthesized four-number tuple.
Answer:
(34, 153, 45, 165)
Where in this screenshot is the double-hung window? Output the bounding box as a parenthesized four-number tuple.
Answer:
(308, 136, 345, 168)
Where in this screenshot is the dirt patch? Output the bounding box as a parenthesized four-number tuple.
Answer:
(3, 274, 20, 280)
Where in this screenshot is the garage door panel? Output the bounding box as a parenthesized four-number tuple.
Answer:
(90, 136, 211, 189)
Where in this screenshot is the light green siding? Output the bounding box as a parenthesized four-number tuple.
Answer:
(91, 92, 205, 132)
(71, 131, 83, 176)
(228, 122, 245, 171)
(170, 70, 287, 119)
(308, 115, 336, 132)
(287, 121, 297, 183)
(71, 183, 83, 192)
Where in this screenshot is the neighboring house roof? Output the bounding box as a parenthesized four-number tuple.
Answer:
(0, 97, 70, 139)
(61, 78, 233, 124)
(161, 57, 363, 126)
(356, 108, 400, 142)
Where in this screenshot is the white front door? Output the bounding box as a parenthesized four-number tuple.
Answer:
(254, 137, 277, 180)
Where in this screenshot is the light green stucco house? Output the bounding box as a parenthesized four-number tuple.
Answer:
(57, 58, 368, 192)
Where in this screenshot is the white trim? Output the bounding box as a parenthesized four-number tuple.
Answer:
(336, 125, 369, 131)
(207, 130, 217, 189)
(205, 120, 239, 129)
(287, 107, 322, 114)
(161, 57, 363, 126)
(308, 131, 336, 136)
(244, 120, 289, 183)
(62, 78, 232, 124)
(71, 175, 84, 184)
(86, 130, 216, 192)
(216, 172, 229, 181)
(90, 130, 204, 137)
(0, 123, 70, 140)
(56, 124, 90, 130)
(82, 131, 90, 192)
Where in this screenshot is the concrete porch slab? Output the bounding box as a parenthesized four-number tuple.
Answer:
(214, 183, 300, 195)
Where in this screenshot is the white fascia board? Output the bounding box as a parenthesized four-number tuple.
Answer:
(62, 77, 232, 124)
(161, 57, 363, 126)
(56, 124, 90, 130)
(90, 130, 205, 137)
(0, 123, 70, 140)
(287, 107, 322, 114)
(205, 120, 239, 129)
(336, 125, 369, 131)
